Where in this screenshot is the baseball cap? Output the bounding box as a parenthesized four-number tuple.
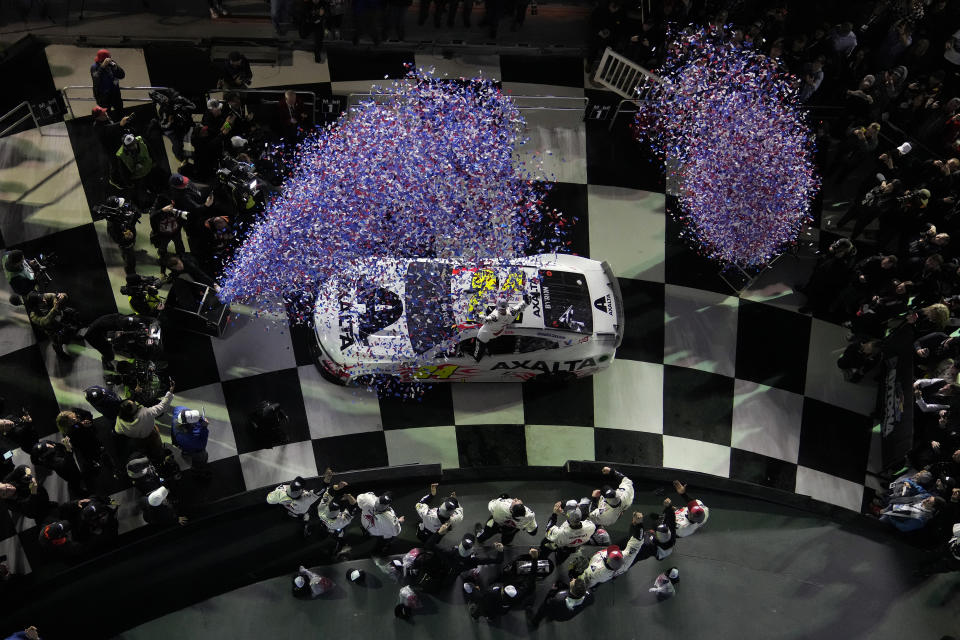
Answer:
(92, 106, 108, 117)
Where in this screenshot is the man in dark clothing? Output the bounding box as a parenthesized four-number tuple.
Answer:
(59, 496, 118, 547)
(298, 0, 329, 60)
(92, 106, 132, 154)
(217, 52, 253, 90)
(2, 250, 39, 297)
(83, 313, 134, 368)
(465, 565, 536, 621)
(38, 521, 83, 557)
(417, 523, 504, 591)
(528, 577, 594, 628)
(0, 410, 39, 452)
(164, 253, 218, 312)
(104, 199, 139, 276)
(90, 49, 126, 117)
(1, 465, 52, 520)
(55, 409, 107, 479)
(149, 200, 187, 270)
(30, 440, 85, 493)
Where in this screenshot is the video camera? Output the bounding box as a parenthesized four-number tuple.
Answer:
(149, 88, 197, 133)
(107, 316, 163, 360)
(217, 154, 261, 202)
(92, 196, 142, 228)
(120, 274, 163, 299)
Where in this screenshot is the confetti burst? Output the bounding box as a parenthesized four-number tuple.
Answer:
(217, 68, 568, 315)
(634, 27, 820, 267)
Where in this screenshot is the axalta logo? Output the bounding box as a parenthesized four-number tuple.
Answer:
(491, 358, 599, 373)
(594, 294, 613, 315)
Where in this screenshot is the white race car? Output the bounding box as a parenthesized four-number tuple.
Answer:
(311, 254, 624, 384)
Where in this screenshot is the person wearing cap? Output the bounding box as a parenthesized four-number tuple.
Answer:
(112, 134, 157, 195)
(540, 500, 596, 566)
(102, 196, 140, 275)
(139, 486, 187, 527)
(527, 577, 594, 628)
(292, 565, 335, 598)
(415, 482, 463, 542)
(577, 512, 645, 589)
(90, 49, 126, 117)
(149, 200, 187, 272)
(473, 293, 530, 361)
(357, 490, 404, 553)
(588, 465, 635, 527)
(92, 106, 132, 154)
(59, 496, 118, 546)
(307, 468, 358, 556)
(267, 477, 319, 534)
(667, 480, 709, 538)
(114, 379, 175, 465)
(30, 440, 85, 494)
(476, 493, 538, 545)
(171, 405, 210, 479)
(649, 567, 680, 600)
(38, 521, 82, 556)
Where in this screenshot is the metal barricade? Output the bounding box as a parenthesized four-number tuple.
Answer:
(61, 85, 168, 120)
(0, 101, 49, 138)
(592, 47, 664, 100)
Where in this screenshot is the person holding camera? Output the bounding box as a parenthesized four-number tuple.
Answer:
(30, 440, 86, 495)
(112, 134, 167, 208)
(2, 250, 40, 297)
(122, 274, 165, 317)
(0, 408, 39, 452)
(90, 49, 126, 118)
(56, 409, 108, 479)
(217, 52, 253, 90)
(102, 196, 140, 275)
(114, 378, 175, 465)
(92, 106, 133, 154)
(24, 291, 80, 359)
(1, 465, 52, 520)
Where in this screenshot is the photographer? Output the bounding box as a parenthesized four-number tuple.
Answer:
(112, 134, 167, 208)
(149, 198, 186, 252)
(92, 106, 133, 154)
(150, 88, 197, 162)
(2, 250, 40, 297)
(24, 291, 81, 359)
(99, 196, 140, 275)
(90, 49, 126, 118)
(55, 409, 108, 479)
(0, 408, 39, 452)
(122, 274, 164, 317)
(217, 52, 253, 90)
(114, 379, 175, 465)
(83, 312, 131, 369)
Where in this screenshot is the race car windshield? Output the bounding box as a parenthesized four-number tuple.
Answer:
(405, 261, 456, 354)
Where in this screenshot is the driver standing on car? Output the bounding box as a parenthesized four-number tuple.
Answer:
(473, 293, 530, 362)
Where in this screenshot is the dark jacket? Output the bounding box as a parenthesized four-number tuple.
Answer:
(90, 60, 125, 101)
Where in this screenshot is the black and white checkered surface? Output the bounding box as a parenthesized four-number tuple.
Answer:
(0, 44, 882, 575)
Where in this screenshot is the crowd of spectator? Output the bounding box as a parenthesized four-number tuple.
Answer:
(584, 0, 960, 572)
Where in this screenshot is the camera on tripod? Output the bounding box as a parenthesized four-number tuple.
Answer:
(92, 196, 142, 227)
